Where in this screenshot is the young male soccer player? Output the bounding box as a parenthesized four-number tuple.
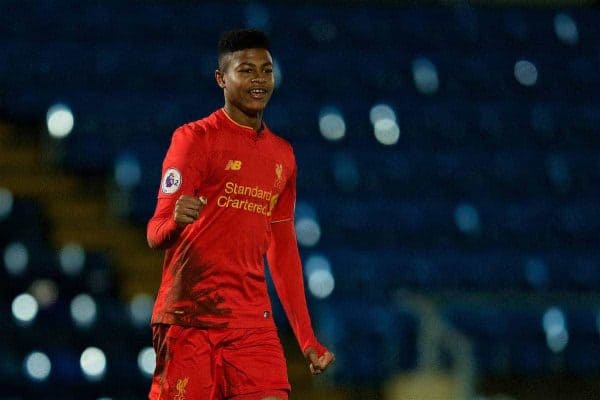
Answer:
(146, 29, 334, 400)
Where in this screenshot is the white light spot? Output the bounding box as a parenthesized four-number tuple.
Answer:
(412, 58, 439, 95)
(129, 293, 154, 328)
(543, 307, 569, 353)
(304, 254, 332, 277)
(308, 269, 335, 299)
(514, 60, 538, 86)
(304, 254, 335, 299)
(80, 347, 107, 381)
(319, 109, 346, 141)
(554, 13, 578, 45)
(295, 218, 321, 247)
(0, 188, 14, 220)
(29, 279, 59, 308)
(70, 294, 97, 329)
(59, 243, 86, 277)
(546, 329, 569, 353)
(24, 351, 51, 381)
(12, 293, 39, 324)
(46, 103, 74, 138)
(543, 307, 566, 335)
(369, 104, 397, 125)
(137, 347, 156, 377)
(4, 241, 29, 276)
(454, 203, 481, 234)
(115, 154, 141, 189)
(373, 118, 400, 146)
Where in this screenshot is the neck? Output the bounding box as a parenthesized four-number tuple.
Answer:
(223, 104, 263, 131)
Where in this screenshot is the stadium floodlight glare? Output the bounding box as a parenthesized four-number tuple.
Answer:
(514, 60, 538, 87)
(412, 57, 439, 95)
(319, 108, 346, 141)
(373, 118, 400, 146)
(546, 329, 569, 353)
(59, 243, 86, 277)
(543, 307, 569, 353)
(369, 104, 396, 125)
(24, 351, 52, 382)
(0, 187, 14, 221)
(554, 13, 578, 45)
(46, 103, 74, 138)
(305, 254, 335, 299)
(137, 347, 156, 377)
(115, 153, 142, 189)
(12, 293, 39, 325)
(30, 279, 59, 308)
(129, 293, 155, 328)
(70, 294, 97, 329)
(295, 217, 321, 247)
(308, 269, 335, 299)
(454, 203, 481, 234)
(4, 241, 29, 276)
(80, 347, 107, 381)
(543, 307, 566, 334)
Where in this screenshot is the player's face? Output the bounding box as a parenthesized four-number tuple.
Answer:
(217, 48, 275, 116)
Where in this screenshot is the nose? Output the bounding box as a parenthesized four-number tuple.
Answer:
(251, 76, 266, 84)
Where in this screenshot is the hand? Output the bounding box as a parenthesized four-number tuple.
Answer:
(174, 195, 207, 227)
(305, 347, 335, 375)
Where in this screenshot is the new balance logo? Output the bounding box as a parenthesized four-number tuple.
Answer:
(225, 160, 242, 170)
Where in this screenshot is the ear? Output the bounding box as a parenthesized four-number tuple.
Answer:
(215, 69, 226, 89)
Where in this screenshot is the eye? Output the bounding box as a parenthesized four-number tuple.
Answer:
(264, 68, 273, 74)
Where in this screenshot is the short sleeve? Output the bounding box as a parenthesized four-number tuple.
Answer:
(157, 125, 204, 199)
(270, 162, 297, 223)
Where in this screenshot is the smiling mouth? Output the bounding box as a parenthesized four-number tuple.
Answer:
(249, 88, 268, 99)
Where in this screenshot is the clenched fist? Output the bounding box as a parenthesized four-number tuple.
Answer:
(174, 195, 207, 228)
(305, 347, 335, 375)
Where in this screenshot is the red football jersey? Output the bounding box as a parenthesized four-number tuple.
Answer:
(149, 109, 302, 330)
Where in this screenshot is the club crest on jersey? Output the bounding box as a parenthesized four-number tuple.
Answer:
(274, 163, 284, 190)
(161, 168, 182, 194)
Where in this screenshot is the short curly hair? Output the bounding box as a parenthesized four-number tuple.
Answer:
(218, 29, 270, 70)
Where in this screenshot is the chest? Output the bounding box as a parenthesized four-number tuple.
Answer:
(202, 138, 289, 196)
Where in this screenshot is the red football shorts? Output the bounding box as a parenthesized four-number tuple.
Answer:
(149, 324, 290, 400)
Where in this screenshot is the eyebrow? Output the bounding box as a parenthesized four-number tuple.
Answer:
(236, 61, 273, 68)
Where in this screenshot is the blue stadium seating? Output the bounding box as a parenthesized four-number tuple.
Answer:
(1, 1, 599, 395)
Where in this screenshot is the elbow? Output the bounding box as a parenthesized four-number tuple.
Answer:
(147, 236, 157, 249)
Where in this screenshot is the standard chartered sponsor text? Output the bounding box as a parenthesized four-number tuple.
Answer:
(217, 181, 278, 216)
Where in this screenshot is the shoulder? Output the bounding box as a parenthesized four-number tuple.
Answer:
(265, 128, 296, 163)
(171, 112, 218, 143)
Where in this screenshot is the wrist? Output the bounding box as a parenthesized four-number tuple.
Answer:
(303, 340, 327, 358)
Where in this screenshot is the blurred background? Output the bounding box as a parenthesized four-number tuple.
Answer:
(1, 0, 599, 399)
